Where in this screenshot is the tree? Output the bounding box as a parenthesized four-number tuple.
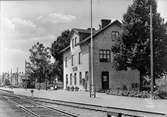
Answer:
(50, 30, 71, 81)
(28, 42, 51, 86)
(4, 79, 10, 86)
(111, 0, 167, 89)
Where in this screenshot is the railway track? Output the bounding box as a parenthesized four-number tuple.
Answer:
(2, 93, 78, 117)
(32, 96, 167, 117)
(1, 90, 166, 117)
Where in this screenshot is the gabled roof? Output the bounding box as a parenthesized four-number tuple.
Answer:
(73, 28, 91, 34)
(60, 20, 122, 53)
(60, 45, 70, 53)
(78, 20, 122, 45)
(60, 28, 92, 53)
(72, 28, 92, 41)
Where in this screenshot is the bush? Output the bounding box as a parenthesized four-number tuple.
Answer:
(98, 89, 106, 93)
(105, 88, 158, 99)
(74, 87, 79, 91)
(71, 86, 74, 91)
(66, 86, 70, 91)
(122, 85, 127, 90)
(157, 85, 167, 99)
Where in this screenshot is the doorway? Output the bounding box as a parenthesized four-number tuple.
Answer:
(101, 71, 109, 89)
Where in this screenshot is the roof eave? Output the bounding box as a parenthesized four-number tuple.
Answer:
(59, 46, 70, 54)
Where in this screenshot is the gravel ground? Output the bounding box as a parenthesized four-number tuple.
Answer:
(0, 91, 33, 117)
(44, 102, 107, 117)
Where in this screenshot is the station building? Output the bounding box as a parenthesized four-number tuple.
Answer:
(61, 19, 140, 91)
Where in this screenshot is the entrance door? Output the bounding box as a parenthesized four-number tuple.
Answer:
(101, 71, 109, 89)
(85, 71, 88, 90)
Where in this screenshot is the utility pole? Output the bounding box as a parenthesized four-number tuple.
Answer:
(17, 67, 18, 86)
(90, 0, 96, 98)
(25, 60, 27, 90)
(150, 4, 154, 98)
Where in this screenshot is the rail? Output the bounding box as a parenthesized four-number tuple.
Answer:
(2, 93, 78, 117)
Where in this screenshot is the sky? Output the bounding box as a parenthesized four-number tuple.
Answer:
(0, 0, 167, 74)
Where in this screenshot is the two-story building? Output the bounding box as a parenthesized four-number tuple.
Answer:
(61, 19, 140, 91)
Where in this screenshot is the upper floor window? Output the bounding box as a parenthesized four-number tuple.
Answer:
(71, 55, 74, 66)
(72, 37, 77, 48)
(111, 31, 120, 41)
(78, 52, 81, 64)
(65, 57, 67, 67)
(72, 39, 74, 48)
(75, 37, 77, 46)
(99, 49, 111, 62)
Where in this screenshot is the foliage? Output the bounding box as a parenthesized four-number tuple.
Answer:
(111, 0, 167, 86)
(74, 86, 79, 91)
(105, 88, 160, 99)
(157, 79, 167, 99)
(27, 42, 51, 84)
(50, 30, 71, 81)
(4, 79, 10, 86)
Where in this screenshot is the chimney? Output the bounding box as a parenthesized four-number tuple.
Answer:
(87, 28, 95, 31)
(87, 28, 95, 33)
(101, 19, 111, 28)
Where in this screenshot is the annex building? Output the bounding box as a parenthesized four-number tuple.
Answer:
(61, 19, 140, 91)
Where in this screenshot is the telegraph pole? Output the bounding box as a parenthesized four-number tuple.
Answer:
(150, 4, 154, 98)
(25, 60, 27, 90)
(90, 0, 96, 98)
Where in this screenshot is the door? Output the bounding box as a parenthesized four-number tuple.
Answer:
(85, 71, 88, 90)
(101, 71, 109, 89)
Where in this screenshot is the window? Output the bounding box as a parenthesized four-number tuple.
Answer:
(71, 55, 74, 66)
(111, 31, 120, 41)
(65, 57, 67, 67)
(78, 52, 81, 64)
(72, 39, 75, 48)
(99, 49, 111, 62)
(70, 74, 72, 85)
(85, 71, 88, 81)
(66, 74, 68, 85)
(74, 73, 77, 85)
(72, 37, 77, 48)
(79, 72, 82, 85)
(75, 37, 77, 46)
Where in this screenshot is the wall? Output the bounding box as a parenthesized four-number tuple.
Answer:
(93, 23, 140, 91)
(63, 32, 90, 90)
(109, 70, 140, 89)
(63, 23, 140, 91)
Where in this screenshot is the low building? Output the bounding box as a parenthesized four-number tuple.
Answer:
(0, 75, 2, 86)
(61, 19, 140, 91)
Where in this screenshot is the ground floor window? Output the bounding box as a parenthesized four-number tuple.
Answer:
(79, 72, 82, 85)
(74, 73, 77, 85)
(66, 74, 68, 85)
(70, 73, 72, 85)
(85, 71, 88, 81)
(84, 71, 88, 90)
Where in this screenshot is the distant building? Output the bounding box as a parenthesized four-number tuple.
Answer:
(0, 75, 2, 86)
(10, 73, 19, 86)
(61, 19, 140, 91)
(1, 71, 26, 87)
(1, 72, 10, 86)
